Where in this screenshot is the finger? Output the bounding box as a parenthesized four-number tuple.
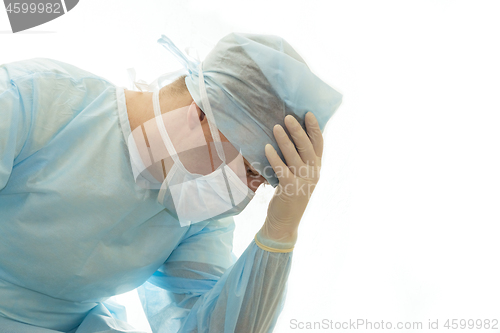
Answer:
(305, 112, 324, 158)
(265, 143, 291, 180)
(273, 124, 304, 171)
(284, 115, 317, 165)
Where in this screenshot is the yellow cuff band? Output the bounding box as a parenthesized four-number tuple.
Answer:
(254, 234, 294, 253)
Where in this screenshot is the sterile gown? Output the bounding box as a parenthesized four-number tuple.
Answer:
(0, 58, 293, 332)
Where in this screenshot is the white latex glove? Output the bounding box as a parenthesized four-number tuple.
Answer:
(256, 112, 323, 251)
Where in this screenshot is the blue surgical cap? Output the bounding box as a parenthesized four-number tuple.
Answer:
(158, 33, 343, 187)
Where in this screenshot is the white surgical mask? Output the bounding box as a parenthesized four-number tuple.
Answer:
(153, 63, 255, 227)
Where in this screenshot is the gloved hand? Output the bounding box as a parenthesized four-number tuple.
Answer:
(256, 112, 323, 251)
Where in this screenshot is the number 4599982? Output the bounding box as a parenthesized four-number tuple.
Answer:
(6, 2, 62, 14)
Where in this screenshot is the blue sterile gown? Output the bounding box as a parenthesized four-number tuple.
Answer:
(0, 58, 293, 332)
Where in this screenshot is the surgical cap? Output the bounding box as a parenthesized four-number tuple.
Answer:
(159, 33, 343, 187)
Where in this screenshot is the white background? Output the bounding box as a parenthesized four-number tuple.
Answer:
(2, 1, 500, 332)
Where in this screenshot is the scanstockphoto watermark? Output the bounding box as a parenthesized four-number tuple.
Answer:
(249, 161, 320, 197)
(290, 319, 423, 331)
(251, 161, 320, 180)
(290, 318, 499, 330)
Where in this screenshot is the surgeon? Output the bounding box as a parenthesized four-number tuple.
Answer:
(0, 33, 342, 332)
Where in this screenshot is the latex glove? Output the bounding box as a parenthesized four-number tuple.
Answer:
(256, 112, 323, 251)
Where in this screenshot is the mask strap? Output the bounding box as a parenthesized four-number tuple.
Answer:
(157, 35, 200, 75)
(197, 62, 239, 206)
(152, 89, 183, 166)
(156, 35, 225, 162)
(197, 62, 227, 162)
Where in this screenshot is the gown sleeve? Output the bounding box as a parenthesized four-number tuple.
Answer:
(137, 216, 294, 333)
(0, 67, 27, 191)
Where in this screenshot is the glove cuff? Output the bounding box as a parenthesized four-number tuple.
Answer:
(254, 231, 295, 253)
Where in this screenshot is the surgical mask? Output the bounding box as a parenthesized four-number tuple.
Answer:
(126, 38, 256, 226)
(127, 64, 255, 227)
(155, 71, 255, 226)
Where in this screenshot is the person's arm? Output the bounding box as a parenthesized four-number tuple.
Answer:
(137, 216, 293, 333)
